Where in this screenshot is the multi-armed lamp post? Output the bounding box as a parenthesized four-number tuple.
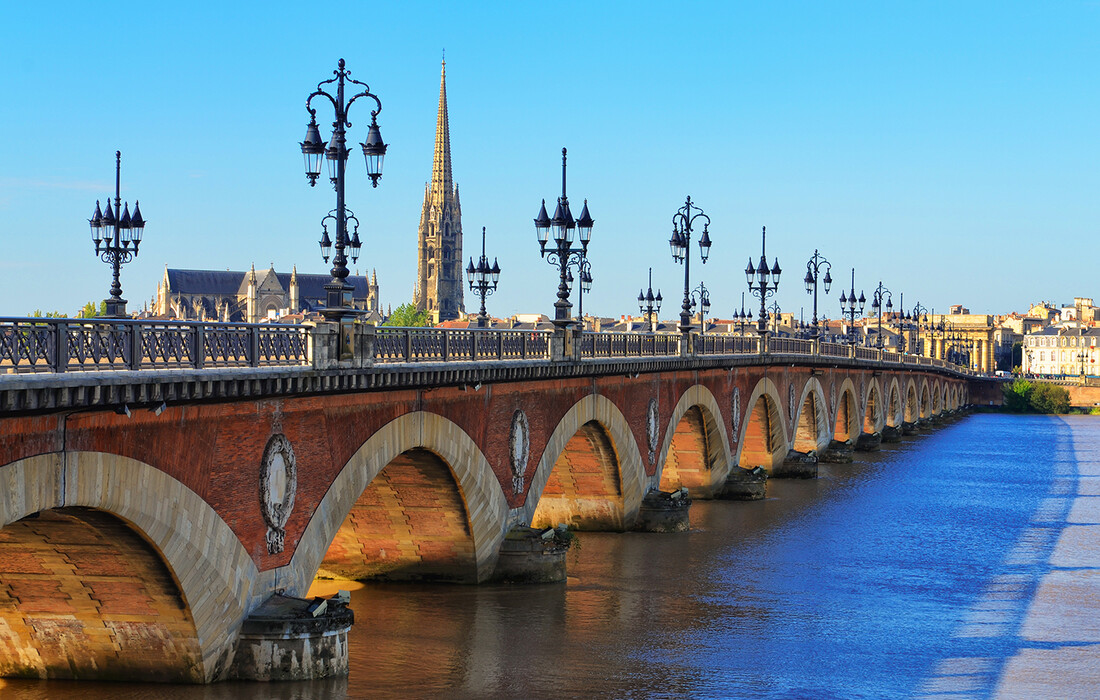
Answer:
(689, 281, 711, 334)
(466, 227, 501, 328)
(838, 269, 865, 345)
(803, 249, 832, 339)
(299, 58, 388, 320)
(534, 148, 594, 330)
(734, 292, 752, 335)
(869, 281, 893, 349)
(745, 226, 781, 335)
(88, 151, 146, 318)
(637, 267, 662, 332)
(669, 197, 712, 335)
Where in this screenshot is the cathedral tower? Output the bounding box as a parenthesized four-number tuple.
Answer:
(413, 60, 464, 322)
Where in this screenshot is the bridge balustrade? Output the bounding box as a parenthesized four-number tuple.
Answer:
(0, 317, 309, 373)
(855, 346, 880, 361)
(820, 342, 849, 358)
(695, 334, 759, 355)
(374, 328, 551, 363)
(581, 332, 681, 358)
(768, 337, 814, 355)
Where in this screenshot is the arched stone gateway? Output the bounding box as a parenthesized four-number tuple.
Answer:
(0, 452, 254, 683)
(525, 394, 646, 532)
(656, 385, 732, 498)
(905, 381, 919, 423)
(833, 380, 860, 442)
(0, 508, 203, 682)
(791, 379, 830, 453)
(887, 379, 902, 427)
(289, 412, 509, 589)
(317, 448, 478, 583)
(737, 378, 790, 472)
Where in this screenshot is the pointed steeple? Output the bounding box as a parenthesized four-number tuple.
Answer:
(430, 58, 452, 200)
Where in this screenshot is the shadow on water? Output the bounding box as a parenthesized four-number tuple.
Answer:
(4, 414, 1085, 699)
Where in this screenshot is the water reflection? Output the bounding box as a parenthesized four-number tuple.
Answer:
(5, 415, 1085, 699)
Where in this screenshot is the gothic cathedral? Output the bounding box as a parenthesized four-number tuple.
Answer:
(413, 60, 464, 323)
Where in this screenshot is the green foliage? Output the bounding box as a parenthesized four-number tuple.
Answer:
(1002, 379, 1032, 413)
(1003, 379, 1071, 414)
(1090, 407, 1100, 416)
(75, 301, 107, 318)
(382, 303, 433, 328)
(26, 309, 65, 318)
(1030, 383, 1070, 415)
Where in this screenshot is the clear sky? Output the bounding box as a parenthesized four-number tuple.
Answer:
(1, 1, 1097, 320)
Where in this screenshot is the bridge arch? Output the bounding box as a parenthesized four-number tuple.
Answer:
(949, 385, 959, 410)
(904, 380, 919, 423)
(886, 378, 903, 427)
(862, 378, 884, 434)
(289, 411, 508, 588)
(525, 393, 646, 531)
(0, 452, 252, 682)
(656, 384, 733, 498)
(737, 377, 790, 471)
(791, 378, 830, 453)
(919, 380, 932, 418)
(833, 378, 860, 442)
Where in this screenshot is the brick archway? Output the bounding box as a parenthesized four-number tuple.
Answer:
(791, 378, 830, 453)
(833, 378, 860, 442)
(288, 411, 508, 588)
(887, 378, 903, 427)
(863, 378, 884, 434)
(905, 380, 919, 423)
(655, 384, 732, 498)
(736, 377, 790, 471)
(524, 394, 646, 531)
(0, 452, 252, 682)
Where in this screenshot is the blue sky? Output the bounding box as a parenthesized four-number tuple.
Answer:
(1, 1, 1097, 319)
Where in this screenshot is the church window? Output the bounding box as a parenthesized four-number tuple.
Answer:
(429, 264, 434, 278)
(444, 222, 449, 237)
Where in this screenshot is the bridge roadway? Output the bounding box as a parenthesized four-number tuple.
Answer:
(0, 318, 990, 684)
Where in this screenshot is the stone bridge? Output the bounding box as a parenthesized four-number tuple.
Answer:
(0, 318, 982, 683)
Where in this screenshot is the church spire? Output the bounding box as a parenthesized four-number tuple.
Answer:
(430, 58, 452, 198)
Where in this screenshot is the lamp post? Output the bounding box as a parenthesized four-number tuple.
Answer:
(1080, 350, 1088, 378)
(689, 281, 711, 334)
(803, 249, 832, 339)
(734, 292, 751, 335)
(838, 269, 865, 345)
(869, 281, 893, 349)
(88, 151, 146, 318)
(534, 148, 594, 330)
(300, 58, 387, 320)
(669, 197, 712, 335)
(637, 267, 662, 332)
(909, 302, 929, 354)
(466, 227, 500, 328)
(745, 226, 781, 335)
(770, 300, 782, 335)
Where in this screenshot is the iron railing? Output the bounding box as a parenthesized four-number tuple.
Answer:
(0, 318, 308, 373)
(0, 316, 977, 376)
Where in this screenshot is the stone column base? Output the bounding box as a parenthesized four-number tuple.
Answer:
(229, 593, 353, 681)
(855, 431, 882, 451)
(820, 439, 854, 463)
(717, 466, 767, 500)
(773, 450, 819, 479)
(493, 526, 571, 584)
(634, 488, 692, 532)
(900, 421, 917, 436)
(881, 425, 902, 443)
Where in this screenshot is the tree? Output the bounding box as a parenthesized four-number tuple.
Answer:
(382, 303, 432, 328)
(1029, 383, 1070, 414)
(76, 301, 107, 318)
(27, 309, 65, 319)
(1002, 379, 1032, 413)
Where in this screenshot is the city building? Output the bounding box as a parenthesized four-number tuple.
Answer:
(154, 265, 380, 323)
(1022, 326, 1100, 377)
(413, 60, 465, 324)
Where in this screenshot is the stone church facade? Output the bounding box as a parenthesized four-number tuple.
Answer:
(155, 265, 379, 323)
(413, 60, 465, 323)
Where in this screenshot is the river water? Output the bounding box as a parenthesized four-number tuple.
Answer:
(4, 413, 1099, 699)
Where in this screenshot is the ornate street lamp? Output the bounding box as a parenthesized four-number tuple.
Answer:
(88, 151, 146, 318)
(300, 58, 387, 319)
(734, 292, 752, 335)
(466, 226, 500, 328)
(838, 268, 865, 345)
(870, 281, 893, 350)
(689, 281, 711, 334)
(770, 300, 782, 335)
(535, 148, 594, 330)
(745, 226, 781, 335)
(637, 267, 662, 332)
(803, 249, 832, 339)
(669, 196, 712, 335)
